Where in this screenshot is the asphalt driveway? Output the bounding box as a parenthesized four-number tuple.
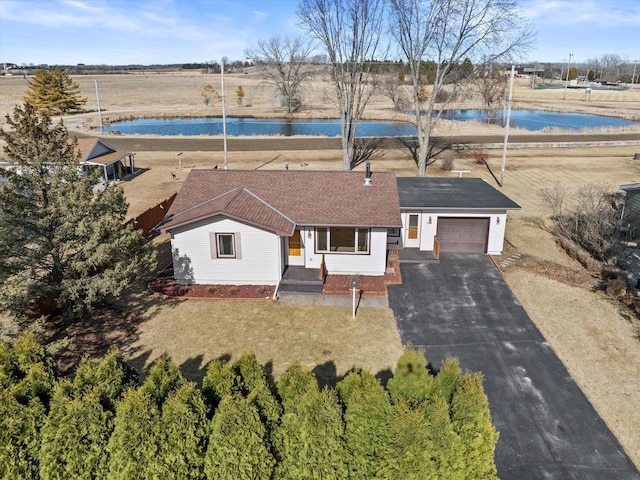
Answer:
(388, 254, 639, 480)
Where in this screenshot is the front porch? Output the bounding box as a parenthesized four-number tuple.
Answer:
(276, 261, 403, 299)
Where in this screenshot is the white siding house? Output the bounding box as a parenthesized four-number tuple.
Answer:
(160, 169, 402, 286)
(396, 178, 520, 255)
(170, 216, 284, 285)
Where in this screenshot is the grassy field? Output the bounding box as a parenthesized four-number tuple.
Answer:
(1, 71, 640, 465)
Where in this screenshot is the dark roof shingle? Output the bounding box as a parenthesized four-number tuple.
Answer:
(397, 177, 521, 210)
(161, 170, 402, 234)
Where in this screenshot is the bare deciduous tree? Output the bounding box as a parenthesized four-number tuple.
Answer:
(247, 36, 314, 116)
(388, 0, 533, 177)
(298, 0, 387, 170)
(600, 53, 623, 78)
(475, 63, 508, 114)
(378, 76, 411, 112)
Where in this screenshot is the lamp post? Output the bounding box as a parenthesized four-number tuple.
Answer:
(351, 277, 358, 318)
(220, 57, 228, 170)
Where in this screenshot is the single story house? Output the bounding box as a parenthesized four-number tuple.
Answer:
(76, 138, 136, 183)
(160, 169, 402, 285)
(393, 177, 521, 254)
(160, 170, 520, 286)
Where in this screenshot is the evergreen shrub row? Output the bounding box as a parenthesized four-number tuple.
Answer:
(0, 334, 499, 479)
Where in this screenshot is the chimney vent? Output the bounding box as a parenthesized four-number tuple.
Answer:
(363, 161, 372, 185)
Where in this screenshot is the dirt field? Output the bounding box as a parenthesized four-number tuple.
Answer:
(1, 71, 640, 465)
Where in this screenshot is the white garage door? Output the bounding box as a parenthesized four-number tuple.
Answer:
(437, 218, 489, 253)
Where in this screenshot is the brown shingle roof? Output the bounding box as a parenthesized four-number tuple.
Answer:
(160, 169, 402, 234)
(75, 137, 131, 166)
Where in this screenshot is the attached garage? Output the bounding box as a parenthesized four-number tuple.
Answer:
(397, 177, 521, 255)
(437, 217, 489, 253)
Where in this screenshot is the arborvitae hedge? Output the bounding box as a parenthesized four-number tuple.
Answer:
(0, 336, 499, 479)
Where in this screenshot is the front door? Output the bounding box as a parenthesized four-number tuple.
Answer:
(287, 229, 305, 266)
(405, 213, 420, 248)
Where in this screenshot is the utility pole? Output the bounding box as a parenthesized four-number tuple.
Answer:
(95, 80, 103, 133)
(563, 53, 573, 100)
(221, 57, 228, 170)
(500, 65, 515, 187)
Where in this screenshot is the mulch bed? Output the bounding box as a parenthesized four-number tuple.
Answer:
(323, 260, 402, 296)
(151, 260, 403, 299)
(150, 277, 275, 299)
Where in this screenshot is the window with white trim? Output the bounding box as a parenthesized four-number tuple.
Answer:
(387, 227, 400, 236)
(315, 227, 369, 253)
(216, 233, 235, 258)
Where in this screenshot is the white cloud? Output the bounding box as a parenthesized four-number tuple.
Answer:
(521, 0, 640, 26)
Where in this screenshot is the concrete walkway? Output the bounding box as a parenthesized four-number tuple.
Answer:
(277, 292, 388, 307)
(388, 254, 639, 480)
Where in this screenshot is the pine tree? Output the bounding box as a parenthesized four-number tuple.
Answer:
(275, 363, 318, 409)
(205, 395, 275, 480)
(434, 356, 462, 405)
(138, 354, 186, 407)
(72, 347, 138, 410)
(202, 358, 241, 408)
(386, 348, 434, 404)
(377, 398, 436, 479)
(0, 104, 156, 320)
(0, 391, 46, 480)
(337, 370, 391, 479)
(107, 388, 163, 479)
(233, 353, 281, 433)
(273, 385, 346, 479)
(0, 333, 54, 480)
(422, 396, 465, 479)
(24, 69, 87, 115)
(451, 372, 499, 479)
(39, 383, 113, 480)
(160, 383, 209, 479)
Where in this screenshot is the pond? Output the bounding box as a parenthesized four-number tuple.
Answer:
(103, 117, 417, 137)
(441, 109, 638, 131)
(103, 110, 638, 136)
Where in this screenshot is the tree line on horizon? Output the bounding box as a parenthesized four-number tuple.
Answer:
(1, 334, 499, 480)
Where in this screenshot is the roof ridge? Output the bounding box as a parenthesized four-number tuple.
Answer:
(240, 187, 296, 225)
(170, 187, 241, 219)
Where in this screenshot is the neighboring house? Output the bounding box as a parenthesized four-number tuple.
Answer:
(593, 77, 620, 86)
(76, 138, 136, 183)
(160, 169, 402, 285)
(619, 183, 640, 239)
(394, 177, 521, 254)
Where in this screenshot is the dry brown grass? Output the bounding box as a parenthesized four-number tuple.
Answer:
(126, 297, 403, 386)
(504, 270, 640, 466)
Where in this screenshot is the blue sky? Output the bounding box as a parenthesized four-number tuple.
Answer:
(0, 0, 638, 66)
